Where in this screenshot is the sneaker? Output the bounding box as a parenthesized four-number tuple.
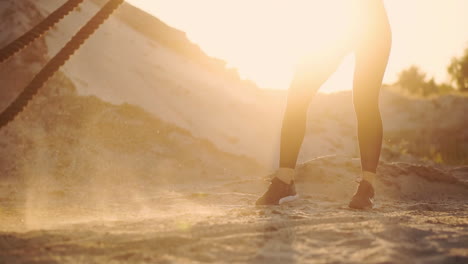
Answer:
(348, 180, 375, 209)
(255, 177, 298, 205)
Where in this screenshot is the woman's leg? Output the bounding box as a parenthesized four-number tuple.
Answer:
(256, 37, 352, 205)
(349, 0, 392, 209)
(256, 48, 349, 205)
(280, 47, 350, 169)
(352, 0, 392, 175)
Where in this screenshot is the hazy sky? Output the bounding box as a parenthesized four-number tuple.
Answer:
(127, 0, 468, 92)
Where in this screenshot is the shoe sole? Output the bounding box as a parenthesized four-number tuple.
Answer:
(279, 194, 299, 205)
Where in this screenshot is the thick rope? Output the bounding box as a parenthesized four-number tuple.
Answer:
(0, 0, 124, 129)
(0, 0, 86, 63)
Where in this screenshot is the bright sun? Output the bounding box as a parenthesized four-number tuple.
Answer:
(127, 0, 358, 92)
(127, 0, 468, 92)
(207, 1, 356, 92)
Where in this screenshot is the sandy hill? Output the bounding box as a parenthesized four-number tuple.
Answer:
(4, 0, 467, 169)
(33, 0, 281, 165)
(1, 0, 467, 195)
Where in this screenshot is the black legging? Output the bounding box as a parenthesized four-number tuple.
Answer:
(279, 1, 392, 173)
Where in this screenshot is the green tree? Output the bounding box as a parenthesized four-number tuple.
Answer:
(397, 66, 454, 96)
(397, 66, 427, 95)
(422, 78, 439, 96)
(448, 47, 468, 92)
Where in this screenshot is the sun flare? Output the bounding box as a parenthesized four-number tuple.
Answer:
(127, 0, 468, 92)
(126, 1, 359, 91)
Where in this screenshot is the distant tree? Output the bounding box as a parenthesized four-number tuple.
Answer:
(422, 78, 438, 97)
(435, 82, 456, 94)
(448, 47, 468, 92)
(397, 66, 454, 96)
(397, 66, 427, 95)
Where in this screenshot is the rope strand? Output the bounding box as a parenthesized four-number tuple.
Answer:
(0, 0, 86, 63)
(0, 0, 124, 128)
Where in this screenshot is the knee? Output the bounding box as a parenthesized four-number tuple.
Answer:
(285, 89, 312, 118)
(353, 95, 380, 120)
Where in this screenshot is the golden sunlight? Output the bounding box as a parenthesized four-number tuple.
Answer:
(127, 0, 468, 92)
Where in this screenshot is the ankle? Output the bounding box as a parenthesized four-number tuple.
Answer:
(275, 167, 295, 184)
(361, 171, 376, 186)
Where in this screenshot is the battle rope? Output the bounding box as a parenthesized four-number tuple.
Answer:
(0, 0, 86, 63)
(0, 0, 124, 129)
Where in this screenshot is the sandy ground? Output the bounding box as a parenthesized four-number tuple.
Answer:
(0, 82, 466, 263)
(1, 156, 467, 264)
